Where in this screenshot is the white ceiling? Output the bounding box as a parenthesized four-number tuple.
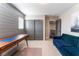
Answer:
(13, 3, 76, 16)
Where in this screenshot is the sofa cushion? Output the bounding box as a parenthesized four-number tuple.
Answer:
(76, 39, 79, 47)
(61, 34, 78, 46)
(64, 47, 79, 56)
(53, 39, 73, 47)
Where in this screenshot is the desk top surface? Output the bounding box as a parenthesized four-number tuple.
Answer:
(0, 34, 29, 49)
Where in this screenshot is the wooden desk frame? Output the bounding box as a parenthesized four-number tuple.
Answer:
(0, 34, 29, 55)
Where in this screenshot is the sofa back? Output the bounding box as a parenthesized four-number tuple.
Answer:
(61, 34, 79, 47)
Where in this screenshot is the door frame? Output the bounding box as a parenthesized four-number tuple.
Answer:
(56, 19, 61, 36)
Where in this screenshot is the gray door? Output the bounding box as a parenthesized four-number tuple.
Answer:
(25, 20, 35, 40)
(35, 20, 43, 40)
(56, 19, 61, 36)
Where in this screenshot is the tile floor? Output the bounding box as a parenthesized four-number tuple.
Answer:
(13, 39, 61, 56)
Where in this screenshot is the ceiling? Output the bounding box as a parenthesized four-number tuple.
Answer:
(13, 3, 76, 16)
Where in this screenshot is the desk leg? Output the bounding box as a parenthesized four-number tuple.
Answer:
(25, 39, 28, 47)
(17, 43, 19, 47)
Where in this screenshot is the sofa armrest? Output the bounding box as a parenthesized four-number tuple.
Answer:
(53, 36, 62, 39)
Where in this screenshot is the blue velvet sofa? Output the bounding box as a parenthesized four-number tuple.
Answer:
(53, 34, 79, 56)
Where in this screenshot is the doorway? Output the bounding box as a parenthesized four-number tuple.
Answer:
(49, 19, 61, 38)
(45, 18, 61, 40)
(49, 21, 56, 38)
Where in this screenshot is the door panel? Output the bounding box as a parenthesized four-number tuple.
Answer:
(25, 20, 34, 40)
(35, 20, 43, 40)
(25, 20, 43, 40)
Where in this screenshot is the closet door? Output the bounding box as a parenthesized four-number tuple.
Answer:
(25, 20, 35, 40)
(35, 20, 43, 40)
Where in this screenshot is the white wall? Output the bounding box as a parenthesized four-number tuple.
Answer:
(60, 4, 79, 36)
(0, 3, 25, 38)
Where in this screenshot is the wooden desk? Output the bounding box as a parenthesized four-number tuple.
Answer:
(0, 34, 29, 55)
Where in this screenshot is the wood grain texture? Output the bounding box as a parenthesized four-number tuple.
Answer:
(0, 3, 25, 38)
(0, 34, 29, 54)
(0, 38, 3, 40)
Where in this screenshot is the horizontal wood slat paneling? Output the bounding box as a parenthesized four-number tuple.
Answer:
(0, 3, 25, 38)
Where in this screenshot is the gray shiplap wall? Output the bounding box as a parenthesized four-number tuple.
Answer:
(0, 3, 25, 38)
